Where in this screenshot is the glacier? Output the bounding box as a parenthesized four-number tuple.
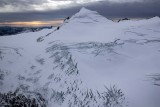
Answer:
(0, 8, 160, 107)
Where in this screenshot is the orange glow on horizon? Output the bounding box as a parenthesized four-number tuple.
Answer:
(0, 20, 63, 27)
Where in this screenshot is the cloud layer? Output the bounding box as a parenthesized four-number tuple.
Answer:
(0, 0, 104, 12)
(1, 0, 158, 12)
(0, 0, 160, 23)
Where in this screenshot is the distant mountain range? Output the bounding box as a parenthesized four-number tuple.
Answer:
(0, 26, 53, 36)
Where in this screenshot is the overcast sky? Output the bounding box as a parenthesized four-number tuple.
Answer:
(0, 0, 160, 23)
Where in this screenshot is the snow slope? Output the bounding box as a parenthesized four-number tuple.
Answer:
(0, 8, 160, 107)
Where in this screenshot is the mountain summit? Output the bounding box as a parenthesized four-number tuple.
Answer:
(75, 7, 97, 16)
(70, 7, 113, 24)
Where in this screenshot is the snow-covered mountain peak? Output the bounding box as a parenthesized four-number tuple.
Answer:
(70, 7, 113, 24)
(75, 7, 97, 16)
(149, 16, 160, 20)
(147, 16, 160, 23)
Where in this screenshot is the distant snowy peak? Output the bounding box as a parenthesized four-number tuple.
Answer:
(147, 16, 160, 23)
(70, 7, 113, 24)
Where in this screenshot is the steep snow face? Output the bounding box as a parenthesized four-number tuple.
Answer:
(0, 8, 160, 107)
(46, 8, 116, 43)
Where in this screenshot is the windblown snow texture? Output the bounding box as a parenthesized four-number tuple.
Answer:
(0, 8, 160, 107)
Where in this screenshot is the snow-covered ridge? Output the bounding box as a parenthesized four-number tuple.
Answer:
(0, 8, 160, 107)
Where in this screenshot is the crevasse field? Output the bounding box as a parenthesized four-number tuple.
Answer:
(0, 8, 160, 107)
